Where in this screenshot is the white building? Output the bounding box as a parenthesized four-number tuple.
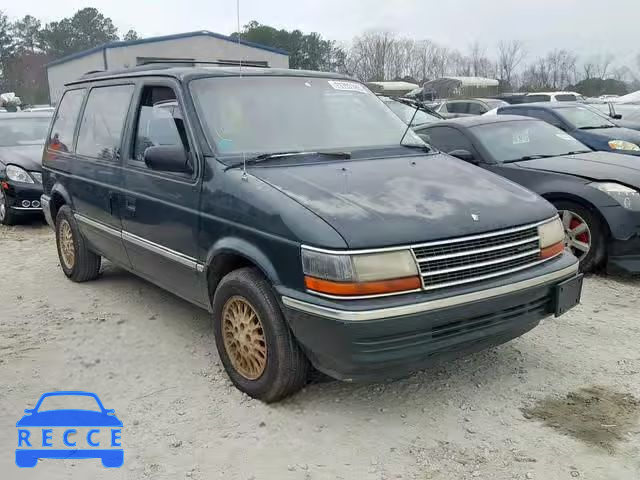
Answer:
(46, 30, 289, 103)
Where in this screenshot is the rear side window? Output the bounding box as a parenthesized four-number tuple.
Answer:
(76, 85, 134, 161)
(467, 103, 487, 115)
(555, 94, 577, 102)
(526, 94, 551, 103)
(47, 89, 85, 153)
(447, 102, 469, 114)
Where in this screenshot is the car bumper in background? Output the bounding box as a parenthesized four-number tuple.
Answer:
(281, 257, 581, 382)
(2, 181, 43, 215)
(41, 194, 54, 227)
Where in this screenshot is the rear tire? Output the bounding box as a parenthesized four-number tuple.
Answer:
(0, 190, 17, 226)
(212, 267, 309, 402)
(55, 205, 101, 282)
(553, 200, 605, 273)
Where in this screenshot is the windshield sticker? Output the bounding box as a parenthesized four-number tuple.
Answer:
(556, 133, 574, 141)
(328, 80, 367, 93)
(512, 130, 530, 144)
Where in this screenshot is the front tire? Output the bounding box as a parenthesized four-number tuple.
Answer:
(554, 200, 605, 273)
(0, 190, 17, 226)
(55, 205, 101, 282)
(212, 267, 309, 402)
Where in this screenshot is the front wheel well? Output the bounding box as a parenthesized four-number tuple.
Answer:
(542, 193, 611, 239)
(206, 253, 257, 303)
(50, 192, 66, 225)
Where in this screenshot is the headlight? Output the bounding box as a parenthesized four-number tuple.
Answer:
(608, 140, 640, 151)
(538, 217, 565, 259)
(301, 248, 421, 297)
(6, 165, 35, 184)
(590, 182, 640, 211)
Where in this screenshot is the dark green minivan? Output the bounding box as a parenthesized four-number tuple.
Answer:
(41, 66, 583, 402)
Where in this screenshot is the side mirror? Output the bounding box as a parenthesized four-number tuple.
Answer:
(612, 114, 622, 120)
(144, 145, 192, 174)
(448, 149, 476, 163)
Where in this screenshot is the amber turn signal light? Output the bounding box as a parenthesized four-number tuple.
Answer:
(304, 275, 422, 296)
(540, 241, 564, 259)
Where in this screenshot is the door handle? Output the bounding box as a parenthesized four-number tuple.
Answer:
(108, 192, 118, 215)
(124, 196, 136, 214)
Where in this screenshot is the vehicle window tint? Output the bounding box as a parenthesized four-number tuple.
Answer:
(47, 89, 85, 153)
(76, 85, 134, 161)
(424, 127, 474, 154)
(555, 94, 577, 102)
(133, 86, 190, 164)
(468, 103, 487, 115)
(446, 102, 469, 114)
(526, 94, 551, 103)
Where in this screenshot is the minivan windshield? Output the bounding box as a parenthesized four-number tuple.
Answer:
(190, 76, 425, 158)
(471, 119, 590, 162)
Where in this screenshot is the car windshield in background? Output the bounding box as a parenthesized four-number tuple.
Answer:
(0, 117, 51, 147)
(383, 99, 441, 126)
(471, 120, 589, 163)
(190, 76, 425, 158)
(556, 106, 616, 129)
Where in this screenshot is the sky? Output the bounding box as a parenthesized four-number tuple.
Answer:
(4, 0, 639, 70)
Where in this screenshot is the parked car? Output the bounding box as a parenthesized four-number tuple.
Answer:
(0, 112, 52, 225)
(525, 92, 583, 103)
(379, 96, 443, 126)
(434, 98, 508, 118)
(494, 103, 640, 156)
(584, 103, 640, 131)
(42, 66, 582, 402)
(414, 115, 640, 273)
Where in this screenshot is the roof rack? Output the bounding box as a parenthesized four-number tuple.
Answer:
(137, 60, 269, 68)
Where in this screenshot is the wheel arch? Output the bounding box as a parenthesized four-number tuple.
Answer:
(205, 237, 282, 305)
(49, 184, 74, 224)
(541, 192, 612, 239)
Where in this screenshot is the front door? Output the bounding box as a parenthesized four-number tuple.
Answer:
(120, 80, 205, 306)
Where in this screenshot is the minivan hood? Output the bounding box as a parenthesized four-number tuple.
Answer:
(0, 145, 43, 171)
(514, 151, 640, 188)
(252, 154, 555, 248)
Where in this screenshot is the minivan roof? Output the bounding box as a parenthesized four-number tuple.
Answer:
(66, 66, 352, 87)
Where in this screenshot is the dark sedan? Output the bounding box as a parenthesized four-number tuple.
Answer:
(0, 112, 51, 225)
(415, 115, 640, 274)
(494, 103, 640, 156)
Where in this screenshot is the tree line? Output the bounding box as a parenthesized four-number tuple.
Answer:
(0, 8, 138, 103)
(1, 8, 638, 104)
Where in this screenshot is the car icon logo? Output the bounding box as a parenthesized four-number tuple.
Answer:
(15, 391, 123, 468)
(471, 213, 480, 222)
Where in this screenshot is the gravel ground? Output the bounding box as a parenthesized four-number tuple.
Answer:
(1, 222, 639, 480)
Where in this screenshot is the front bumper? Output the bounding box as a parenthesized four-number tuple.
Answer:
(601, 206, 640, 274)
(2, 181, 43, 215)
(281, 255, 581, 381)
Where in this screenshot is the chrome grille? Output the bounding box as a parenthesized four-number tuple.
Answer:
(412, 225, 541, 290)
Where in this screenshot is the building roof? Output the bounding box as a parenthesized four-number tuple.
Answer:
(47, 30, 288, 68)
(66, 66, 350, 86)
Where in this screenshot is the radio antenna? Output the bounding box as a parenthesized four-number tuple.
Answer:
(236, 0, 247, 179)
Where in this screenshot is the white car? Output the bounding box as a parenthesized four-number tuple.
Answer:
(525, 91, 584, 103)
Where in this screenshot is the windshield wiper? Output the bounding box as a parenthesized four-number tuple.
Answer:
(564, 150, 592, 155)
(507, 154, 556, 162)
(401, 143, 433, 153)
(225, 150, 351, 170)
(580, 125, 615, 130)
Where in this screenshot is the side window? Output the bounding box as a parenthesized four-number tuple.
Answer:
(47, 89, 85, 153)
(425, 127, 474, 154)
(132, 86, 190, 165)
(447, 102, 468, 114)
(468, 102, 487, 115)
(76, 85, 134, 161)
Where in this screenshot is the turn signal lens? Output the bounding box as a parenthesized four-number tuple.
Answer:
(304, 276, 422, 297)
(540, 241, 565, 259)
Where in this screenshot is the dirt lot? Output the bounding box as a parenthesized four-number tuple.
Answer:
(1, 222, 639, 480)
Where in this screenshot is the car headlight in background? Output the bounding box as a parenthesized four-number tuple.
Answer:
(538, 217, 566, 259)
(608, 140, 640, 151)
(590, 182, 640, 211)
(302, 248, 421, 297)
(6, 165, 35, 184)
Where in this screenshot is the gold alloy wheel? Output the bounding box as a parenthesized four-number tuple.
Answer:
(222, 296, 268, 380)
(59, 219, 75, 269)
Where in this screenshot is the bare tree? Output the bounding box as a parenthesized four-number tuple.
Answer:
(347, 31, 397, 81)
(497, 40, 526, 87)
